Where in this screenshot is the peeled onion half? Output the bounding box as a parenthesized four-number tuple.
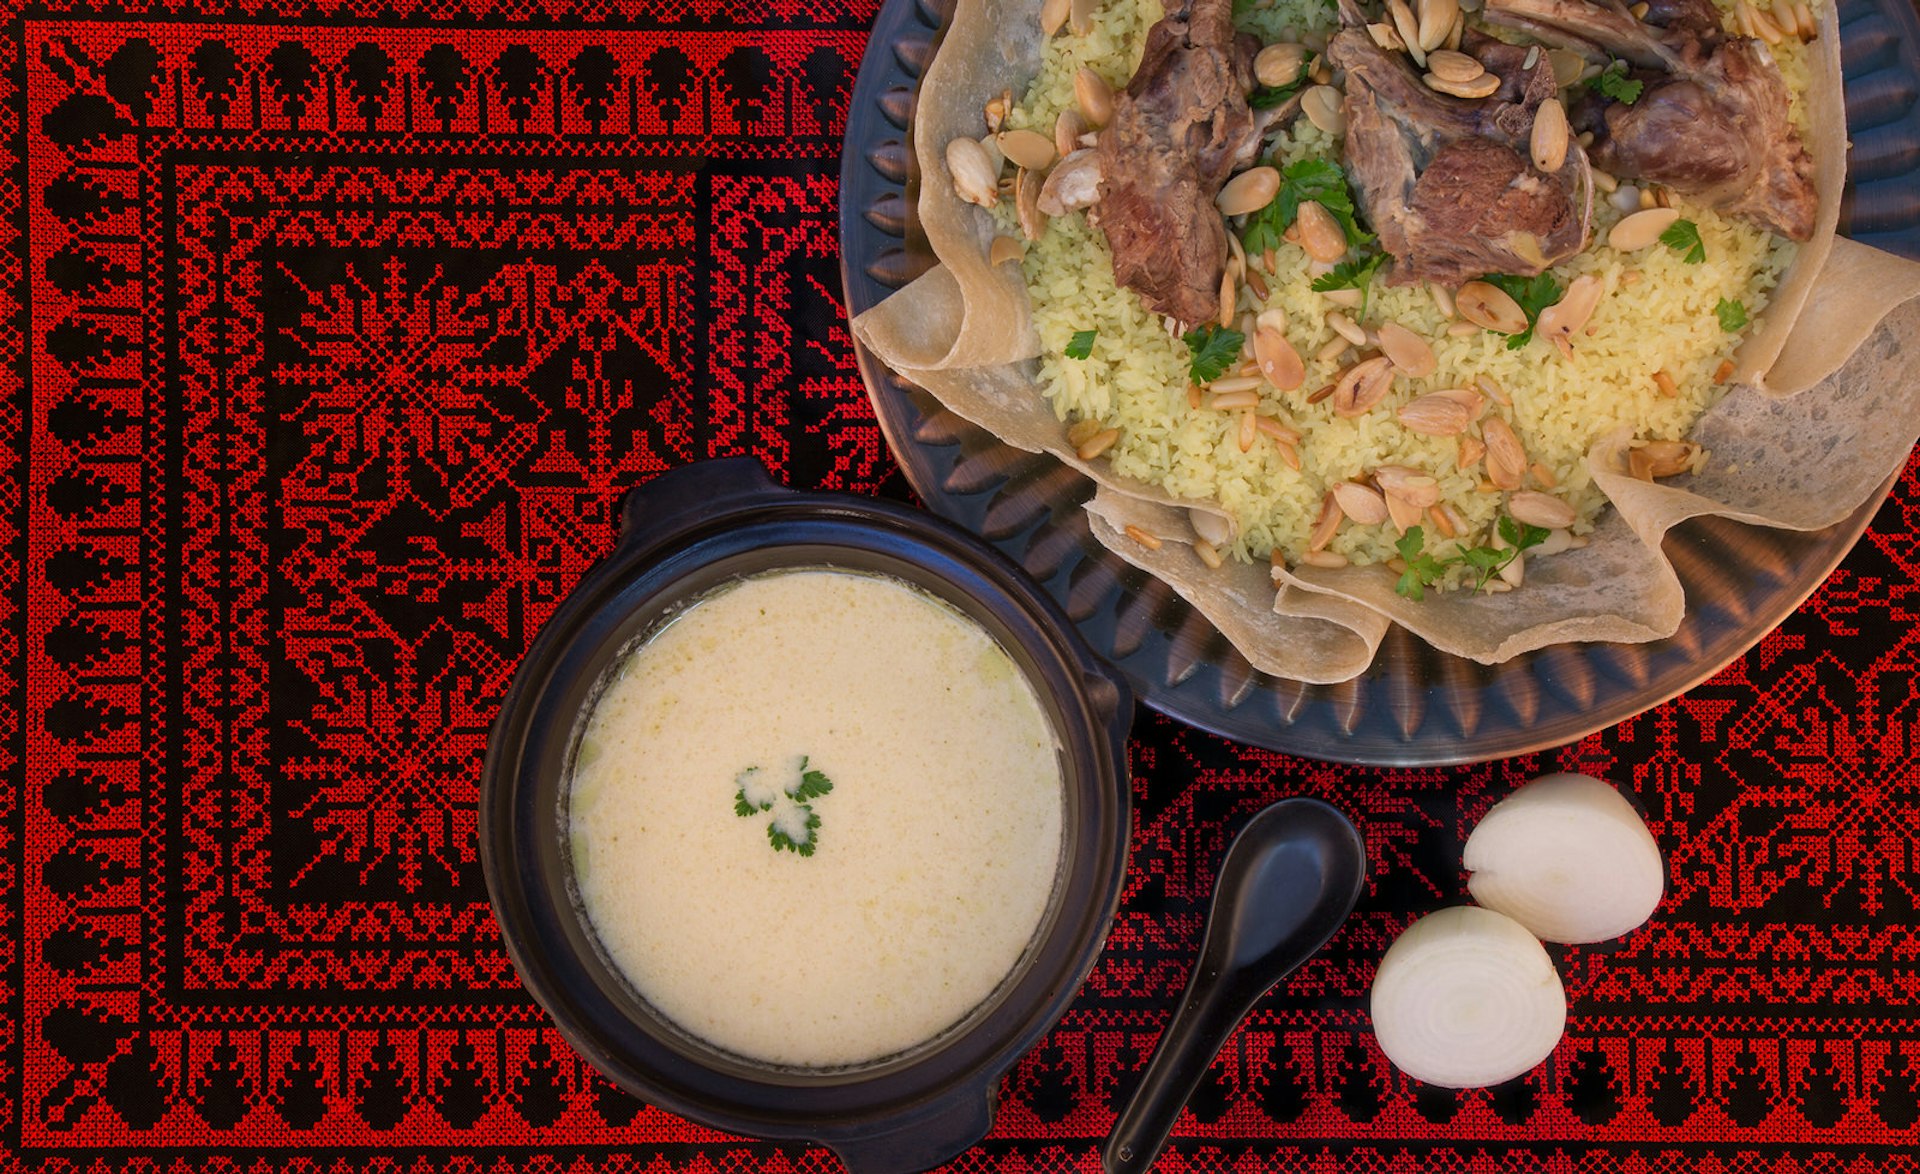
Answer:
(1464, 772, 1665, 944)
(1371, 906, 1566, 1088)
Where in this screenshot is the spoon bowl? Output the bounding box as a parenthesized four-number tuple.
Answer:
(1103, 797, 1367, 1174)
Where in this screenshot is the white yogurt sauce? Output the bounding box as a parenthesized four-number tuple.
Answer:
(568, 569, 1065, 1068)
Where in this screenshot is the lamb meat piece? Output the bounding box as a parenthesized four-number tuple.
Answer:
(1094, 0, 1260, 325)
(1331, 25, 1593, 287)
(1483, 0, 1817, 240)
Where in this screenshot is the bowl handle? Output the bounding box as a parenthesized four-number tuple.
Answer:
(619, 457, 786, 543)
(826, 1093, 994, 1174)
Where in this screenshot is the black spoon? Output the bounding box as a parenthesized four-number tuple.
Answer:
(1103, 797, 1367, 1174)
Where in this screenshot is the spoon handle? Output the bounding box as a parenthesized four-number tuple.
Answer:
(1101, 967, 1248, 1174)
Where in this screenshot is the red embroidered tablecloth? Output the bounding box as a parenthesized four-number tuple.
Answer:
(11, 0, 1920, 1168)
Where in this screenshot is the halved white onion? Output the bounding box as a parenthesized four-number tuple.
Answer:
(1370, 906, 1566, 1087)
(1464, 772, 1665, 944)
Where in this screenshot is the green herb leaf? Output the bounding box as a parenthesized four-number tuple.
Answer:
(1585, 60, 1644, 104)
(1660, 219, 1706, 264)
(1309, 253, 1388, 319)
(1248, 81, 1303, 109)
(1498, 514, 1550, 553)
(1183, 324, 1246, 385)
(1392, 526, 1452, 602)
(1715, 296, 1748, 332)
(789, 760, 834, 802)
(1394, 515, 1552, 600)
(767, 804, 823, 856)
(1241, 159, 1373, 256)
(1064, 329, 1097, 359)
(1277, 158, 1374, 248)
(1481, 273, 1564, 349)
(737, 759, 830, 855)
(733, 766, 775, 816)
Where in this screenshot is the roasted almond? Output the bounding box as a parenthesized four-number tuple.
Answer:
(997, 128, 1056, 172)
(1254, 42, 1308, 88)
(1190, 507, 1232, 547)
(1531, 97, 1569, 173)
(1482, 416, 1528, 490)
(1608, 206, 1682, 252)
(1015, 167, 1048, 240)
(1332, 481, 1391, 525)
(1507, 490, 1577, 529)
(1301, 84, 1346, 134)
(1040, 0, 1071, 35)
(1254, 327, 1306, 391)
(1308, 490, 1344, 551)
(1037, 148, 1101, 215)
(1397, 388, 1481, 435)
(946, 137, 1001, 208)
(1074, 68, 1114, 127)
(1424, 69, 1500, 98)
(989, 235, 1026, 267)
(1069, 0, 1098, 35)
(1297, 200, 1349, 263)
(1426, 49, 1484, 84)
(1389, 0, 1427, 66)
(1217, 166, 1281, 217)
(1331, 355, 1395, 417)
(1455, 280, 1529, 334)
(1417, 0, 1460, 52)
(1535, 273, 1604, 359)
(1053, 108, 1086, 159)
(1367, 21, 1406, 50)
(1374, 464, 1442, 508)
(1384, 490, 1425, 534)
(1641, 439, 1698, 477)
(1377, 320, 1438, 377)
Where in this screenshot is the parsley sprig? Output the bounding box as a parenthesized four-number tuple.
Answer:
(1481, 273, 1564, 350)
(1065, 329, 1097, 359)
(1661, 219, 1706, 264)
(1392, 517, 1552, 600)
(1184, 324, 1246, 384)
(1715, 297, 1748, 332)
(734, 757, 834, 856)
(1310, 254, 1388, 320)
(1585, 60, 1644, 104)
(1241, 159, 1374, 256)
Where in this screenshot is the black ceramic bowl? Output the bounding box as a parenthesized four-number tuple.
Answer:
(480, 458, 1134, 1174)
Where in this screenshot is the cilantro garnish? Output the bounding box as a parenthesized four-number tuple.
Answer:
(1585, 60, 1644, 104)
(1310, 253, 1388, 319)
(734, 757, 833, 856)
(1241, 159, 1374, 255)
(1065, 329, 1097, 359)
(1183, 324, 1246, 384)
(1392, 516, 1551, 600)
(1481, 273, 1564, 350)
(1661, 219, 1706, 264)
(1715, 297, 1748, 332)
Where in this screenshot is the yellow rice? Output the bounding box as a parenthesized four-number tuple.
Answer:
(1006, 0, 1814, 573)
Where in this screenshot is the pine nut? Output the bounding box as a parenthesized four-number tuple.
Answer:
(1124, 524, 1162, 551)
(1077, 427, 1120, 460)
